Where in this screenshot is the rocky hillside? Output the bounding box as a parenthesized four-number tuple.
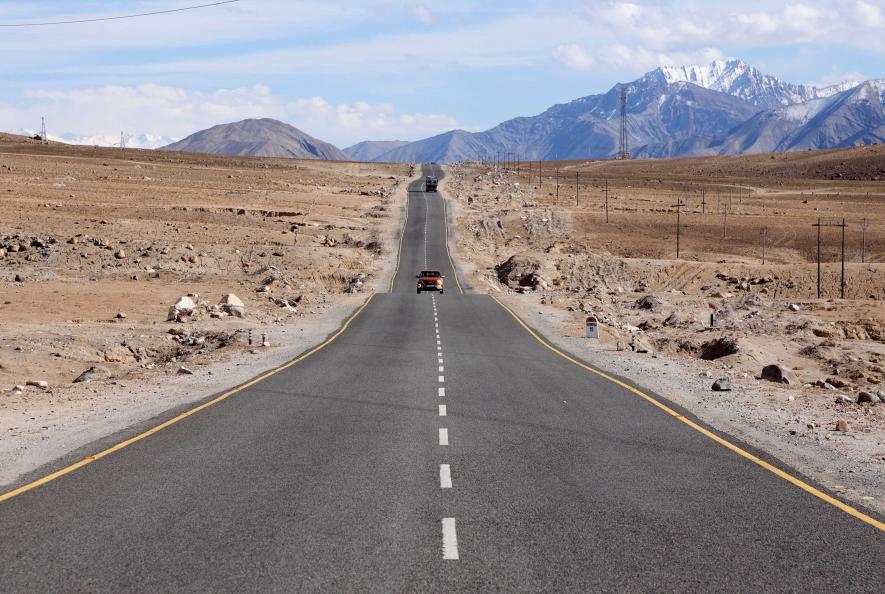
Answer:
(161, 118, 347, 160)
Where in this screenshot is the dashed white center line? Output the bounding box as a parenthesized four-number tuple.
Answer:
(438, 357, 444, 364)
(441, 518, 459, 560)
(438, 387, 445, 397)
(439, 404, 447, 416)
(438, 375, 444, 383)
(440, 464, 452, 488)
(439, 428, 449, 445)
(437, 340, 441, 345)
(439, 365, 444, 372)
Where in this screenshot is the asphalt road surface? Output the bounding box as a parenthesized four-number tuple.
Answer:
(0, 164, 882, 591)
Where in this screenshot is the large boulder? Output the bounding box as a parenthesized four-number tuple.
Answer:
(633, 295, 663, 311)
(219, 293, 246, 318)
(495, 255, 544, 289)
(760, 364, 795, 385)
(712, 378, 733, 391)
(73, 365, 113, 383)
(167, 296, 196, 321)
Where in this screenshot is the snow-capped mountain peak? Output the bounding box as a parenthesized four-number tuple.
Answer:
(648, 58, 859, 108)
(657, 58, 751, 90)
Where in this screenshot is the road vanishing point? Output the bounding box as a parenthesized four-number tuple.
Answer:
(0, 165, 882, 591)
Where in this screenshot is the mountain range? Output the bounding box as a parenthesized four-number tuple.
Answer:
(13, 129, 177, 150)
(161, 118, 347, 160)
(356, 59, 884, 163)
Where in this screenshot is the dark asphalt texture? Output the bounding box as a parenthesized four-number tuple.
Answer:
(0, 164, 882, 592)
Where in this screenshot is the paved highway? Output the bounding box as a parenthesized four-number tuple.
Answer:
(0, 164, 882, 591)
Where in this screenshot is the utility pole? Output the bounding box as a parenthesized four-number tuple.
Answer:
(604, 179, 609, 223)
(701, 188, 706, 214)
(861, 218, 869, 263)
(723, 203, 728, 238)
(760, 227, 768, 264)
(816, 218, 822, 299)
(672, 198, 684, 259)
(575, 171, 579, 207)
(120, 131, 125, 150)
(516, 154, 520, 177)
(555, 169, 560, 204)
(40, 116, 47, 143)
(841, 218, 846, 299)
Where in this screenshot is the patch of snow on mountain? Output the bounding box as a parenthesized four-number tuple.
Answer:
(779, 97, 829, 123)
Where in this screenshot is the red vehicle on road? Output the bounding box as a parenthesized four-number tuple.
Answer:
(416, 270, 444, 294)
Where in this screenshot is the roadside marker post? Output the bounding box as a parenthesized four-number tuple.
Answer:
(585, 316, 600, 339)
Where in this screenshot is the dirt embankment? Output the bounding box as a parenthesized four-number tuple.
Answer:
(443, 147, 885, 515)
(0, 134, 416, 486)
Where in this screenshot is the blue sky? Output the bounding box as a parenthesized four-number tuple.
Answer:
(1, 1, 883, 146)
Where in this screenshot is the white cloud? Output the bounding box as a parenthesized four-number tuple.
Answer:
(857, 0, 884, 26)
(585, 1, 884, 50)
(552, 44, 596, 70)
(598, 44, 724, 74)
(413, 5, 434, 25)
(0, 83, 463, 147)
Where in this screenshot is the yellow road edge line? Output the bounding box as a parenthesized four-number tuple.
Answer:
(389, 187, 411, 293)
(0, 294, 376, 504)
(441, 188, 464, 295)
(490, 294, 885, 533)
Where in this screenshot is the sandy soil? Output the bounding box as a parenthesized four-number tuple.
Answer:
(443, 147, 885, 516)
(0, 133, 417, 487)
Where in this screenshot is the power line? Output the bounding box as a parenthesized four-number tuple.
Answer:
(0, 1, 241, 27)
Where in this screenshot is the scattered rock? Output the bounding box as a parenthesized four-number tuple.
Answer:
(835, 419, 849, 432)
(494, 255, 545, 289)
(835, 395, 852, 404)
(104, 346, 135, 364)
(712, 378, 733, 391)
(25, 380, 50, 391)
(857, 391, 875, 404)
(662, 312, 679, 327)
(788, 303, 801, 312)
(177, 365, 194, 375)
(167, 296, 196, 321)
(699, 337, 739, 360)
(826, 377, 849, 389)
(633, 295, 663, 311)
(219, 293, 246, 318)
(73, 365, 113, 383)
(115, 249, 126, 259)
(760, 364, 795, 384)
(878, 389, 885, 403)
(14, 273, 23, 282)
(115, 311, 127, 319)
